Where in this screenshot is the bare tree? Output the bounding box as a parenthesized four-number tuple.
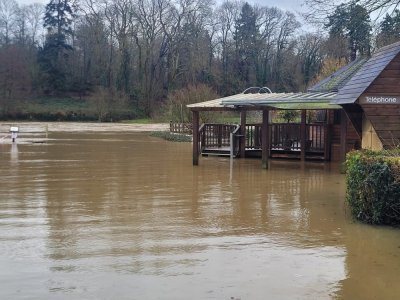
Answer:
(304, 0, 400, 23)
(25, 3, 44, 46)
(0, 0, 18, 45)
(297, 33, 323, 86)
(257, 6, 283, 86)
(0, 46, 31, 115)
(272, 11, 300, 91)
(215, 0, 241, 92)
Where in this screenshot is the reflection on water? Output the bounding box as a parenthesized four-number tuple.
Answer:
(10, 143, 18, 163)
(0, 132, 399, 299)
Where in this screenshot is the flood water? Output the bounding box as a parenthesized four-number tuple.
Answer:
(0, 132, 399, 300)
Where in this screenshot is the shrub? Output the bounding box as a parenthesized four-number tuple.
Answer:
(166, 84, 219, 124)
(346, 149, 400, 225)
(277, 110, 300, 123)
(88, 86, 130, 122)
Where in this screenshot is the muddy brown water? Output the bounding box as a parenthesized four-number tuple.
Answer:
(0, 132, 399, 300)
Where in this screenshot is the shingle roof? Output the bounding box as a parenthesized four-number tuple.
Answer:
(308, 57, 367, 93)
(334, 41, 400, 104)
(188, 41, 400, 111)
(187, 91, 341, 110)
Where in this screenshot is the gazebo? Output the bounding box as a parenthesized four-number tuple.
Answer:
(188, 41, 400, 169)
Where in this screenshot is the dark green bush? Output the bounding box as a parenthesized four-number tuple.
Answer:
(346, 150, 400, 225)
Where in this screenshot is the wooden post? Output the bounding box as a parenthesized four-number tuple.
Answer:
(340, 109, 347, 164)
(300, 110, 306, 161)
(217, 125, 222, 147)
(262, 109, 269, 169)
(324, 110, 331, 161)
(193, 111, 199, 166)
(240, 110, 246, 158)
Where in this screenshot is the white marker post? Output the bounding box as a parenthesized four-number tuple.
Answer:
(10, 127, 18, 143)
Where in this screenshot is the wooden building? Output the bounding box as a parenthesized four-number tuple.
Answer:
(334, 42, 400, 150)
(188, 41, 400, 168)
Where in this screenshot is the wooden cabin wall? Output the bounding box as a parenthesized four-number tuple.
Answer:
(329, 110, 361, 162)
(362, 104, 400, 148)
(364, 53, 400, 94)
(360, 53, 400, 148)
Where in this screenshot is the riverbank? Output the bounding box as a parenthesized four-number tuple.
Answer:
(0, 121, 169, 133)
(0, 122, 169, 144)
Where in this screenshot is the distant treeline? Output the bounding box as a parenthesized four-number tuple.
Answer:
(0, 0, 400, 120)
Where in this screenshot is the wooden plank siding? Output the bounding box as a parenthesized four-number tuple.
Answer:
(335, 42, 400, 105)
(358, 51, 400, 148)
(332, 41, 400, 149)
(362, 104, 400, 148)
(328, 109, 361, 161)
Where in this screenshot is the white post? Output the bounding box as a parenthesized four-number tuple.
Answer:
(230, 132, 234, 185)
(10, 126, 18, 143)
(230, 132, 234, 159)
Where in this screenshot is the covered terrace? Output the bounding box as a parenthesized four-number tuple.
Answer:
(188, 57, 366, 169)
(188, 88, 346, 169)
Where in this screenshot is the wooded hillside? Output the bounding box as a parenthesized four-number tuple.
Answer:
(0, 0, 399, 120)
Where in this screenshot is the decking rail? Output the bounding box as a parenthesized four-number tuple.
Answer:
(198, 122, 329, 159)
(199, 124, 240, 155)
(245, 123, 328, 153)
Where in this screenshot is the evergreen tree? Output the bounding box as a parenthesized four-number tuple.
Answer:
(325, 4, 348, 38)
(233, 2, 259, 86)
(347, 5, 371, 60)
(39, 0, 75, 94)
(377, 10, 400, 47)
(325, 4, 371, 61)
(43, 0, 74, 36)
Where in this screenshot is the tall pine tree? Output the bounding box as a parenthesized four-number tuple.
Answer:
(38, 0, 75, 94)
(377, 10, 400, 47)
(233, 2, 259, 86)
(325, 4, 371, 61)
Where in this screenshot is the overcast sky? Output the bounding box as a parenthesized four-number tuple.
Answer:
(15, 0, 313, 30)
(16, 0, 307, 12)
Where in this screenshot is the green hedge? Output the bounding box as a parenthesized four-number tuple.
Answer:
(346, 149, 400, 225)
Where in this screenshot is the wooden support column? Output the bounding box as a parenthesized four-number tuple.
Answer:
(192, 111, 199, 166)
(340, 109, 347, 163)
(262, 109, 269, 169)
(324, 109, 331, 161)
(300, 110, 307, 161)
(240, 110, 246, 158)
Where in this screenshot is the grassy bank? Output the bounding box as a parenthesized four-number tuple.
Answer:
(1, 97, 137, 122)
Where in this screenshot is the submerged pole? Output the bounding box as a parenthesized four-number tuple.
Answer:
(262, 109, 269, 169)
(240, 110, 246, 158)
(192, 111, 199, 166)
(301, 110, 306, 161)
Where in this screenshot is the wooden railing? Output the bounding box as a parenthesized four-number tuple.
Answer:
(197, 122, 329, 159)
(170, 121, 192, 134)
(245, 123, 328, 153)
(270, 123, 302, 150)
(307, 124, 327, 151)
(245, 124, 262, 149)
(199, 123, 240, 152)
